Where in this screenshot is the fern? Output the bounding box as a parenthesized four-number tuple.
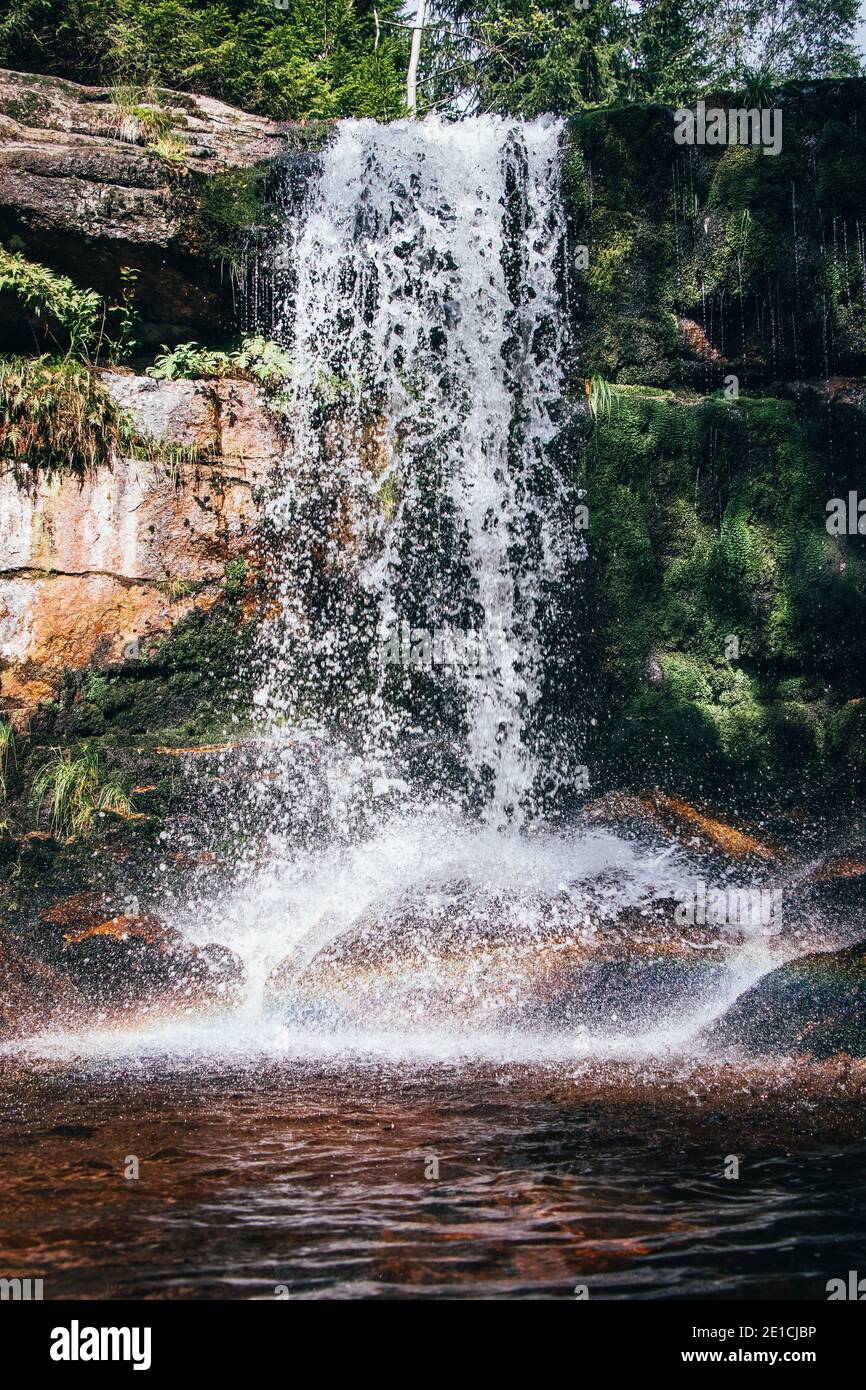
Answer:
(0, 356, 135, 476)
(147, 337, 293, 383)
(0, 247, 102, 358)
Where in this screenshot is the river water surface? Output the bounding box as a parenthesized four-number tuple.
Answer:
(3, 1048, 866, 1299)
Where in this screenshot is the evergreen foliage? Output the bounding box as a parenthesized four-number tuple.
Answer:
(0, 1, 860, 119)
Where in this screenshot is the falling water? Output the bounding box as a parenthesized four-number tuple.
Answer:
(155, 113, 777, 1053)
(255, 115, 582, 831)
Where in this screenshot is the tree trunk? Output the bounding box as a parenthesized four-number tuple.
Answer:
(406, 0, 427, 117)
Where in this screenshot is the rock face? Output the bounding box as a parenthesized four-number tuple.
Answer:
(0, 372, 278, 720)
(705, 941, 866, 1058)
(266, 891, 736, 1035)
(584, 790, 780, 862)
(567, 80, 866, 386)
(101, 372, 284, 462)
(0, 67, 323, 341)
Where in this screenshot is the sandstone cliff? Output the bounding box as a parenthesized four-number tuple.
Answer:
(0, 372, 280, 720)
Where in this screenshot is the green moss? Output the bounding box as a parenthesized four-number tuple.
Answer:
(183, 164, 269, 276)
(660, 652, 713, 703)
(222, 557, 249, 595)
(34, 594, 257, 746)
(583, 386, 866, 808)
(565, 81, 866, 385)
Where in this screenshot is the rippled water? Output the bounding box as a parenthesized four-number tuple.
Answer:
(2, 1053, 866, 1300)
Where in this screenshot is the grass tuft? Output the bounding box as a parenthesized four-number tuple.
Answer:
(0, 356, 135, 476)
(31, 747, 138, 840)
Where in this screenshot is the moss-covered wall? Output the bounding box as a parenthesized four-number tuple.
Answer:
(565, 80, 866, 387)
(582, 385, 866, 808)
(31, 581, 256, 747)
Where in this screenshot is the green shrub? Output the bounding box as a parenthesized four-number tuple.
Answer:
(0, 245, 144, 364)
(147, 336, 292, 383)
(0, 247, 102, 358)
(0, 357, 135, 475)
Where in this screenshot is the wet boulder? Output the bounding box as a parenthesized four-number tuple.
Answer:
(0, 926, 83, 1039)
(265, 889, 736, 1036)
(56, 911, 245, 1020)
(584, 791, 781, 863)
(704, 941, 866, 1058)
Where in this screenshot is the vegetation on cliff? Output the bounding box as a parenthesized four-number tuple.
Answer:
(147, 336, 293, 384)
(564, 84, 866, 385)
(1, 1, 860, 121)
(0, 357, 137, 476)
(31, 746, 138, 839)
(0, 0, 408, 120)
(0, 587, 257, 919)
(582, 385, 866, 806)
(0, 246, 141, 363)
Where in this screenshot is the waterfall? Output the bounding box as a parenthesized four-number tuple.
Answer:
(255, 115, 583, 831)
(162, 117, 769, 1054)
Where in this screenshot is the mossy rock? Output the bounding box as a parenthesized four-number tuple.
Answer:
(581, 383, 866, 811)
(33, 593, 256, 745)
(705, 942, 866, 1057)
(565, 79, 866, 385)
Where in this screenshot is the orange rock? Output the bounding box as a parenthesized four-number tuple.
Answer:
(214, 380, 284, 463)
(678, 316, 724, 363)
(43, 891, 112, 932)
(803, 853, 866, 884)
(266, 893, 731, 1033)
(643, 791, 779, 860)
(60, 913, 246, 1018)
(0, 369, 273, 717)
(154, 742, 241, 756)
(0, 572, 203, 717)
(63, 912, 172, 948)
(585, 790, 779, 861)
(0, 450, 259, 585)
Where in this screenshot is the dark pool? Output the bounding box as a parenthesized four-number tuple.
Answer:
(2, 1052, 866, 1299)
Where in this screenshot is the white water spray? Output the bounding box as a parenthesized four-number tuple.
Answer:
(257, 115, 579, 829)
(148, 114, 784, 1055)
(14, 118, 788, 1063)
